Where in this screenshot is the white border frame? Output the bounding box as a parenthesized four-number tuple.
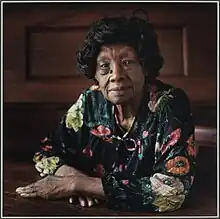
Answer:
(1, 1, 219, 218)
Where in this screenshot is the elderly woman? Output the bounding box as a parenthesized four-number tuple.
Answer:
(16, 15, 196, 212)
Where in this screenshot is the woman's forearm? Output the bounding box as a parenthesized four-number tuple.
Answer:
(55, 165, 106, 200)
(55, 165, 85, 177)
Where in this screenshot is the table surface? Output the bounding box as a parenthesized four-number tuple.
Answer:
(3, 159, 218, 217)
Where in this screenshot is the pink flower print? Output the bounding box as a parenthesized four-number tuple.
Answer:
(143, 131, 149, 138)
(122, 180, 129, 185)
(41, 145, 52, 152)
(82, 145, 93, 157)
(119, 164, 124, 172)
(167, 128, 181, 146)
(161, 128, 181, 154)
(90, 125, 111, 137)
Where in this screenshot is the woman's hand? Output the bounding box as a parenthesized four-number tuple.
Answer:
(16, 168, 102, 207)
(15, 175, 75, 199)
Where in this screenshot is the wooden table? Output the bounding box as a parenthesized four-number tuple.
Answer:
(3, 158, 217, 217)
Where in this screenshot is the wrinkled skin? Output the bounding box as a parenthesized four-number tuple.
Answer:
(55, 165, 100, 207)
(16, 165, 100, 207)
(95, 44, 145, 105)
(15, 174, 75, 199)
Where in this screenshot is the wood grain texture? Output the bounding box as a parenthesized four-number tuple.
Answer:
(26, 25, 186, 79)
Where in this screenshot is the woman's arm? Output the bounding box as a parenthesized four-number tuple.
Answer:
(32, 91, 92, 177)
(16, 88, 103, 206)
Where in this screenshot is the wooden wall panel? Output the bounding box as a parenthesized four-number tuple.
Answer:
(27, 25, 186, 79)
(157, 26, 185, 76)
(3, 3, 217, 105)
(28, 28, 86, 79)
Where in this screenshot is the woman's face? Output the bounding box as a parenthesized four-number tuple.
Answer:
(95, 44, 145, 104)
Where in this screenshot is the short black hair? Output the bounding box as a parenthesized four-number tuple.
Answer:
(76, 16, 164, 82)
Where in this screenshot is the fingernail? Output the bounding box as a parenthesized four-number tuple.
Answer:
(94, 199, 99, 203)
(69, 197, 73, 204)
(88, 201, 92, 207)
(16, 187, 22, 192)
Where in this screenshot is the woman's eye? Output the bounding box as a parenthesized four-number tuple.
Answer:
(122, 60, 134, 65)
(100, 63, 109, 69)
(98, 63, 110, 75)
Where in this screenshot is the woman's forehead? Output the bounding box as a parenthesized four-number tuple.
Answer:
(97, 44, 137, 60)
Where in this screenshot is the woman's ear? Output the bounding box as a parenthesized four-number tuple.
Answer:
(90, 78, 100, 91)
(93, 77, 99, 85)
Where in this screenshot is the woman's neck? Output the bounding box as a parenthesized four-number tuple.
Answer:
(115, 88, 143, 124)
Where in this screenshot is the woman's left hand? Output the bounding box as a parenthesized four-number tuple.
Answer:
(15, 175, 76, 199)
(69, 195, 100, 207)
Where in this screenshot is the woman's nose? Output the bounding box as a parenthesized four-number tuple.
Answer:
(110, 64, 125, 82)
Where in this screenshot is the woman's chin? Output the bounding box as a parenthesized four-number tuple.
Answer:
(109, 94, 132, 105)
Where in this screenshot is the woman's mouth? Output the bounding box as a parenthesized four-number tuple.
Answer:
(109, 86, 132, 96)
(109, 86, 131, 92)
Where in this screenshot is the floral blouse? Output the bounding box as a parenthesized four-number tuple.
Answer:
(33, 80, 197, 212)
